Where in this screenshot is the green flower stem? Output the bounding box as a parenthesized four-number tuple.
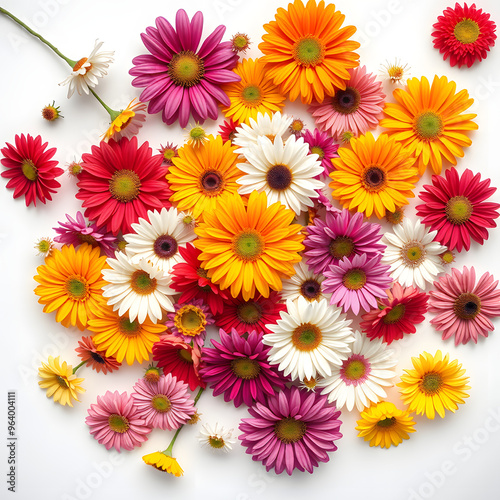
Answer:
(0, 6, 75, 66)
(89, 89, 120, 121)
(72, 360, 86, 374)
(162, 387, 204, 456)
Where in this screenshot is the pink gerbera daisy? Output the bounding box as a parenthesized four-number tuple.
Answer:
(130, 10, 240, 127)
(53, 211, 116, 257)
(303, 128, 339, 177)
(239, 386, 342, 475)
(416, 168, 499, 253)
(76, 137, 171, 235)
(304, 210, 385, 274)
(324, 254, 393, 315)
(429, 266, 500, 345)
(200, 329, 286, 408)
(308, 66, 385, 140)
(1, 134, 63, 206)
(131, 373, 195, 430)
(85, 391, 152, 451)
(360, 283, 429, 344)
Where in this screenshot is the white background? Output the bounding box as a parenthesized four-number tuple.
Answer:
(1, 0, 500, 499)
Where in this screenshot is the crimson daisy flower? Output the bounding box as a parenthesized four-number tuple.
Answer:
(130, 10, 240, 127)
(170, 243, 228, 316)
(76, 137, 171, 235)
(432, 3, 497, 68)
(1, 134, 63, 206)
(152, 335, 206, 391)
(360, 283, 429, 344)
(215, 291, 286, 336)
(75, 336, 121, 374)
(218, 118, 239, 144)
(416, 168, 500, 253)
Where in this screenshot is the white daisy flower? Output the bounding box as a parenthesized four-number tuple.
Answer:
(317, 330, 397, 412)
(237, 135, 324, 215)
(124, 207, 196, 275)
(381, 218, 446, 290)
(263, 296, 354, 382)
(59, 40, 114, 98)
(280, 260, 331, 303)
(198, 423, 235, 452)
(102, 253, 175, 323)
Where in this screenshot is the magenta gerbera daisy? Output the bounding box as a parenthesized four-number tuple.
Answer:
(429, 266, 500, 345)
(360, 282, 429, 344)
(215, 292, 286, 336)
(53, 211, 116, 257)
(303, 128, 339, 177)
(239, 386, 342, 475)
(85, 390, 152, 451)
(416, 168, 500, 253)
(76, 137, 171, 235)
(308, 65, 385, 140)
(1, 133, 63, 206)
(432, 2, 497, 68)
(200, 328, 286, 408)
(324, 254, 393, 315)
(130, 10, 240, 127)
(304, 209, 385, 275)
(131, 373, 195, 430)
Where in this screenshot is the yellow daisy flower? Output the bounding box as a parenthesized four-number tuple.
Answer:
(103, 99, 147, 142)
(33, 243, 108, 331)
(398, 350, 471, 419)
(142, 451, 183, 477)
(356, 401, 416, 448)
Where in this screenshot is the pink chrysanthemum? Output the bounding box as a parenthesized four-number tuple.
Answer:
(130, 10, 240, 128)
(308, 66, 385, 140)
(76, 137, 171, 235)
(304, 210, 385, 274)
(218, 118, 239, 144)
(416, 168, 499, 253)
(239, 386, 342, 475)
(432, 2, 497, 68)
(324, 254, 393, 315)
(360, 283, 429, 344)
(1, 134, 63, 206)
(215, 291, 286, 336)
(131, 373, 195, 430)
(53, 211, 116, 257)
(75, 336, 121, 374)
(85, 390, 152, 451)
(303, 128, 339, 177)
(200, 329, 286, 408)
(429, 266, 500, 345)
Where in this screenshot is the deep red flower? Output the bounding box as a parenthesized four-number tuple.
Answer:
(1, 134, 63, 206)
(76, 137, 171, 235)
(218, 118, 239, 144)
(432, 3, 497, 68)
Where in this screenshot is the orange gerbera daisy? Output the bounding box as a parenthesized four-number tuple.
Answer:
(259, 0, 360, 104)
(194, 190, 304, 301)
(329, 133, 419, 219)
(380, 75, 478, 175)
(34, 244, 107, 330)
(166, 134, 244, 221)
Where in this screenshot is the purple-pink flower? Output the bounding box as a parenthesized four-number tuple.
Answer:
(303, 128, 339, 177)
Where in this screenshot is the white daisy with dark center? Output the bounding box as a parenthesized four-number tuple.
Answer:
(281, 260, 331, 303)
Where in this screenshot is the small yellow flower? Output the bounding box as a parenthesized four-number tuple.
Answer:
(104, 99, 146, 142)
(143, 451, 183, 477)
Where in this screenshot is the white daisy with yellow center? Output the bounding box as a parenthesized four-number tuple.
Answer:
(281, 260, 330, 303)
(198, 423, 235, 453)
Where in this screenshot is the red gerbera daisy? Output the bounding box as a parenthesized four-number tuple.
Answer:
(218, 118, 239, 144)
(152, 335, 206, 391)
(75, 336, 121, 374)
(1, 134, 63, 206)
(215, 291, 286, 336)
(416, 168, 500, 253)
(170, 243, 228, 316)
(360, 283, 429, 344)
(432, 3, 497, 68)
(76, 137, 171, 235)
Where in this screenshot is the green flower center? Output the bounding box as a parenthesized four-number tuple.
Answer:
(414, 111, 443, 141)
(402, 242, 425, 266)
(56, 375, 69, 388)
(130, 270, 157, 295)
(446, 196, 473, 225)
(108, 414, 130, 433)
(233, 230, 264, 261)
(232, 34, 250, 50)
(109, 169, 141, 202)
(231, 357, 261, 380)
(377, 417, 396, 428)
(151, 395, 171, 413)
(163, 148, 176, 161)
(292, 323, 322, 351)
(293, 36, 325, 67)
(37, 240, 51, 253)
(343, 360, 367, 381)
(275, 417, 307, 443)
(383, 304, 406, 324)
(65, 275, 89, 300)
(454, 19, 480, 44)
(420, 372, 443, 395)
(21, 159, 38, 181)
(178, 348, 194, 364)
(342, 268, 367, 290)
(208, 436, 225, 449)
(236, 301, 262, 324)
(332, 87, 361, 115)
(168, 51, 205, 88)
(180, 309, 203, 333)
(453, 292, 481, 320)
(329, 236, 355, 260)
(241, 85, 262, 106)
(310, 146, 325, 159)
(266, 164, 293, 191)
(119, 317, 140, 336)
(189, 126, 206, 142)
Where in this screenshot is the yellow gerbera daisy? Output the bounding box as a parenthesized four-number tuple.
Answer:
(166, 134, 244, 221)
(87, 304, 166, 365)
(397, 350, 470, 419)
(194, 190, 304, 301)
(259, 0, 360, 104)
(356, 401, 416, 448)
(103, 98, 147, 142)
(380, 75, 478, 175)
(142, 451, 183, 477)
(329, 132, 419, 219)
(38, 356, 85, 407)
(221, 58, 286, 125)
(34, 243, 108, 331)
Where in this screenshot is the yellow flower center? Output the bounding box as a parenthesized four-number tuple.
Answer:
(343, 359, 367, 381)
(302, 377, 318, 390)
(329, 236, 355, 259)
(21, 159, 38, 181)
(65, 275, 89, 301)
(208, 436, 226, 449)
(401, 242, 425, 267)
(332, 87, 361, 115)
(420, 372, 443, 395)
(362, 166, 387, 192)
(453, 292, 481, 320)
(236, 301, 262, 324)
(232, 229, 264, 261)
(130, 270, 157, 295)
(118, 317, 140, 336)
(108, 414, 130, 433)
(414, 111, 444, 141)
(168, 51, 205, 87)
(454, 19, 480, 44)
(342, 268, 367, 290)
(56, 375, 69, 388)
(293, 36, 325, 67)
(151, 395, 171, 413)
(178, 348, 194, 364)
(176, 305, 206, 336)
(446, 196, 473, 225)
(310, 146, 325, 159)
(241, 84, 262, 107)
(274, 417, 307, 443)
(291, 323, 322, 351)
(383, 304, 406, 324)
(231, 357, 261, 380)
(109, 170, 141, 202)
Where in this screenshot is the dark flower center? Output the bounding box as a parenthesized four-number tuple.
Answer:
(274, 417, 307, 443)
(453, 292, 481, 320)
(236, 302, 262, 324)
(154, 234, 178, 259)
(201, 170, 223, 194)
(118, 317, 140, 336)
(362, 166, 386, 191)
(266, 164, 293, 191)
(300, 279, 321, 300)
(383, 304, 406, 324)
(329, 236, 355, 259)
(108, 414, 129, 433)
(89, 351, 106, 364)
(377, 417, 396, 428)
(332, 87, 361, 115)
(231, 357, 261, 380)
